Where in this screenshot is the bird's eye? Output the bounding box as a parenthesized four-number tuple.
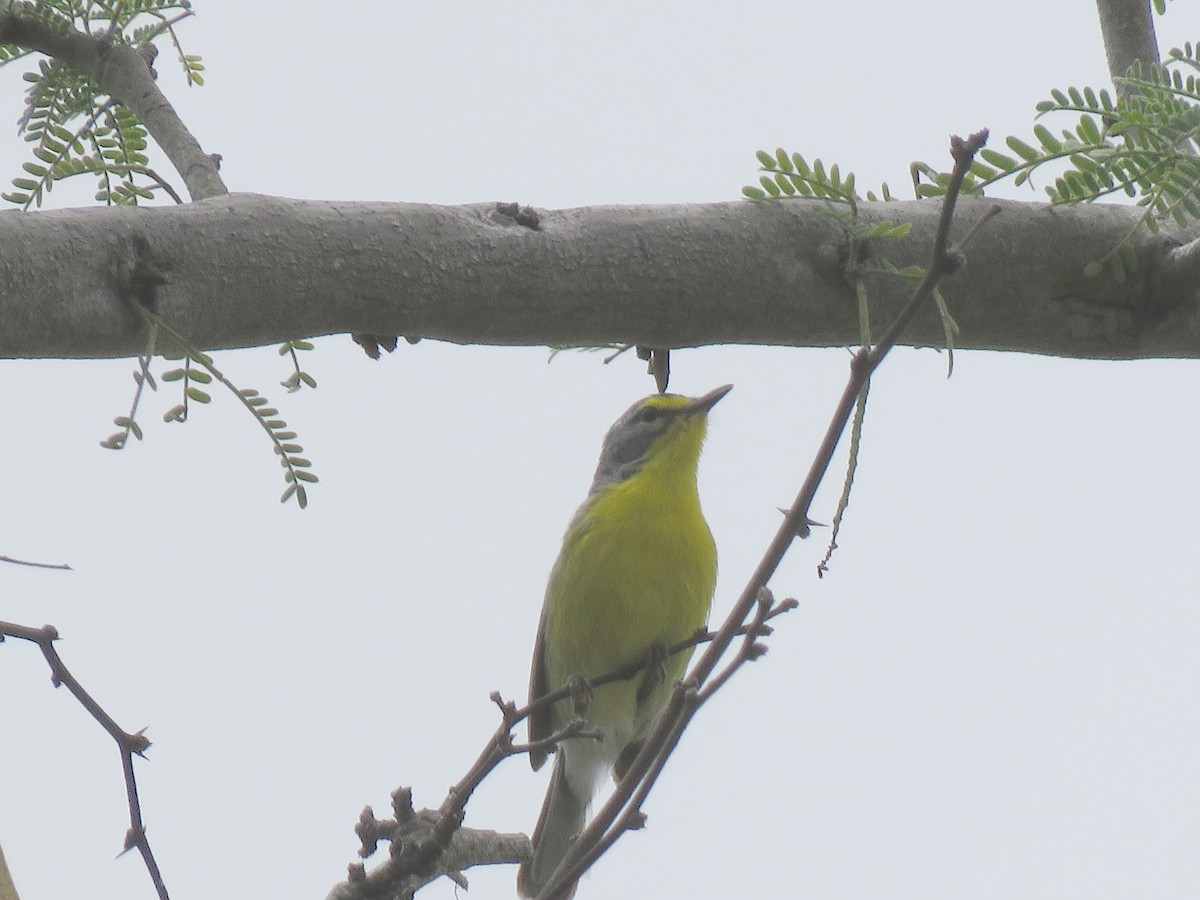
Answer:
(637, 405, 662, 424)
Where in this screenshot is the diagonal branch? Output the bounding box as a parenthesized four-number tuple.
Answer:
(0, 620, 168, 900)
(1095, 0, 1161, 96)
(322, 598, 797, 899)
(0, 6, 226, 201)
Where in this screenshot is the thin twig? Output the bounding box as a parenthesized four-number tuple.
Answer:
(0, 554, 72, 570)
(324, 594, 797, 899)
(0, 621, 168, 900)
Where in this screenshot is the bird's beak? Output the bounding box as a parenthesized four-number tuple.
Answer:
(686, 384, 733, 415)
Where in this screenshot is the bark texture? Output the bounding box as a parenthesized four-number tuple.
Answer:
(1, 192, 1198, 360)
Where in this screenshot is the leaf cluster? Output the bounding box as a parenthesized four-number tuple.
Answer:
(742, 148, 902, 210)
(742, 149, 913, 245)
(914, 51, 1200, 277)
(1, 0, 201, 208)
(100, 313, 320, 509)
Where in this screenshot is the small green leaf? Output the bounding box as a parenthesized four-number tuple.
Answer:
(1006, 136, 1040, 162)
(742, 185, 766, 201)
(1077, 114, 1103, 144)
(162, 368, 187, 382)
(789, 173, 813, 197)
(163, 404, 187, 422)
(281, 484, 297, 504)
(980, 148, 1018, 170)
(968, 161, 998, 180)
(755, 149, 775, 169)
(185, 386, 211, 403)
(774, 148, 793, 173)
(294, 471, 319, 483)
(1034, 124, 1062, 152)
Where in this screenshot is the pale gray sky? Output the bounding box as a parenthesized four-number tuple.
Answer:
(4, 2, 1200, 899)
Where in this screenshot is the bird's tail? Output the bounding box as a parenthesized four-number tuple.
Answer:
(517, 751, 588, 899)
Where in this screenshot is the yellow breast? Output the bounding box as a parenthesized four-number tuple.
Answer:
(542, 449, 717, 729)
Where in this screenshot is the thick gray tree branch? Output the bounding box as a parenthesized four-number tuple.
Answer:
(0, 4, 227, 201)
(1095, 0, 1160, 92)
(1, 193, 1199, 361)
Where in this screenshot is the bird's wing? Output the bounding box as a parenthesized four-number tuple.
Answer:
(527, 607, 552, 771)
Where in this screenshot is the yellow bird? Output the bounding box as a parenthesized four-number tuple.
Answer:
(517, 385, 731, 899)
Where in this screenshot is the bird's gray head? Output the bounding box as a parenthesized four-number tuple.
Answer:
(589, 384, 732, 494)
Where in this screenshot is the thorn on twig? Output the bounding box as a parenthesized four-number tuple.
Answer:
(120, 825, 144, 856)
(125, 727, 152, 756)
(777, 507, 825, 538)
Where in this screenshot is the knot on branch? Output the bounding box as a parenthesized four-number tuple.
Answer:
(109, 234, 170, 313)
